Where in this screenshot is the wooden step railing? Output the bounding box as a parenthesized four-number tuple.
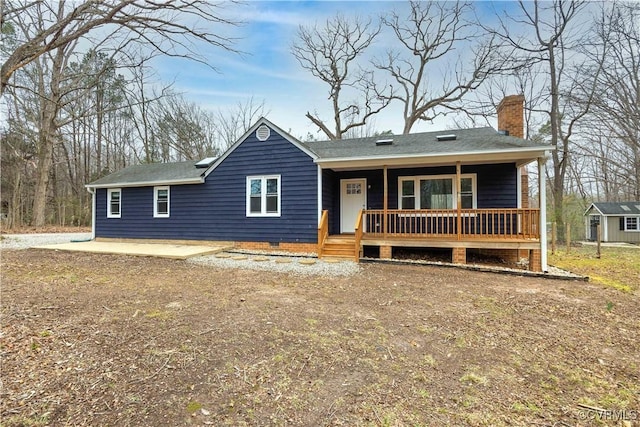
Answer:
(317, 210, 329, 258)
(362, 208, 540, 240)
(354, 209, 363, 262)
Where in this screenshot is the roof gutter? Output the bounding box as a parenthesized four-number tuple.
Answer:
(85, 177, 204, 189)
(314, 146, 552, 169)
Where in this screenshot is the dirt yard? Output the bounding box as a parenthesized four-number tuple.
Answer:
(1, 249, 639, 426)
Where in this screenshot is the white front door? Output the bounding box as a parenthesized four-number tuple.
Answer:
(341, 178, 367, 233)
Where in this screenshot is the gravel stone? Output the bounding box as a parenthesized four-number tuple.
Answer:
(188, 253, 361, 277)
(1, 233, 92, 250)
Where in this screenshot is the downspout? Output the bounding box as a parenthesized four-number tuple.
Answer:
(87, 187, 96, 240)
(538, 155, 548, 272)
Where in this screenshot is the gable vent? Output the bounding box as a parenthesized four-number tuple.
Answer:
(436, 134, 457, 141)
(256, 125, 271, 141)
(376, 138, 393, 146)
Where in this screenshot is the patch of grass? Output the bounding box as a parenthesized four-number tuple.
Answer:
(459, 371, 488, 386)
(1, 414, 50, 427)
(144, 309, 173, 320)
(304, 318, 318, 327)
(549, 246, 639, 292)
(511, 400, 541, 414)
(186, 400, 202, 413)
(423, 354, 436, 368)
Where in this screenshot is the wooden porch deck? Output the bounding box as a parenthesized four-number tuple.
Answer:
(318, 209, 543, 268)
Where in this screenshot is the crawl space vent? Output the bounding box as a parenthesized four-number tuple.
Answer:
(256, 125, 271, 141)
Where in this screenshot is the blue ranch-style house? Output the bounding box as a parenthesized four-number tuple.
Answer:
(87, 95, 552, 271)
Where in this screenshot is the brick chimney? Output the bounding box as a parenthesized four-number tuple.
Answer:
(497, 95, 529, 212)
(497, 94, 525, 139)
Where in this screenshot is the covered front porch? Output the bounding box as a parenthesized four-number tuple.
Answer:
(319, 207, 542, 270)
(316, 159, 548, 272)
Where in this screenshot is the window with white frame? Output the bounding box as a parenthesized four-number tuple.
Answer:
(154, 186, 170, 217)
(107, 188, 121, 218)
(398, 174, 476, 210)
(625, 216, 639, 231)
(247, 175, 281, 217)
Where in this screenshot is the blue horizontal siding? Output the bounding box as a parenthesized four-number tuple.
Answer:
(95, 126, 318, 243)
(321, 163, 518, 232)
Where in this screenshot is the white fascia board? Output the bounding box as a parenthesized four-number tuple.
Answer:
(85, 177, 204, 189)
(315, 147, 551, 170)
(203, 117, 318, 179)
(584, 203, 599, 216)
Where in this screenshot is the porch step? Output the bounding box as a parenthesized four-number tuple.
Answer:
(321, 239, 356, 259)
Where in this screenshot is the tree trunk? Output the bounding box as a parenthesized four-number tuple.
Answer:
(32, 49, 64, 227)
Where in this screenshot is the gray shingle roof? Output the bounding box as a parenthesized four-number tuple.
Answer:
(591, 202, 640, 215)
(303, 127, 548, 159)
(87, 160, 206, 188)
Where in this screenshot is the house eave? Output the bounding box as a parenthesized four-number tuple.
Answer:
(85, 177, 204, 189)
(314, 147, 551, 170)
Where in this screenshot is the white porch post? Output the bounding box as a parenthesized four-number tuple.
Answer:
(88, 187, 96, 240)
(383, 165, 388, 237)
(317, 165, 323, 225)
(538, 156, 548, 271)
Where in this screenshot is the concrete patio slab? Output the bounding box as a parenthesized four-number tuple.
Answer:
(34, 240, 232, 260)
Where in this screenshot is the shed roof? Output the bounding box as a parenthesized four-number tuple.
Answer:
(587, 202, 640, 216)
(86, 160, 207, 188)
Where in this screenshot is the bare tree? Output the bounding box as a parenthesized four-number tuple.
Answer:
(1, 0, 239, 227)
(1, 0, 238, 94)
(486, 0, 606, 240)
(374, 1, 503, 134)
(215, 96, 268, 148)
(292, 14, 388, 140)
(575, 2, 640, 200)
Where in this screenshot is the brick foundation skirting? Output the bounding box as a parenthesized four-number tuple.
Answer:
(234, 241, 317, 254)
(529, 249, 542, 272)
(380, 245, 392, 259)
(452, 247, 466, 264)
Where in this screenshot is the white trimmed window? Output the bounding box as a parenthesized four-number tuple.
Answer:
(154, 186, 170, 218)
(107, 188, 121, 218)
(398, 174, 476, 209)
(247, 175, 281, 217)
(625, 216, 639, 231)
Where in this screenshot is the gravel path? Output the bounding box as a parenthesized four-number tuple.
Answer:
(1, 233, 92, 250)
(188, 253, 362, 277)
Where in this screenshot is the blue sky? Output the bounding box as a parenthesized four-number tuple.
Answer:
(154, 1, 525, 140)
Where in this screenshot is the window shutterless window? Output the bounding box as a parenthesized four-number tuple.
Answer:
(154, 186, 170, 217)
(625, 216, 639, 231)
(398, 174, 476, 210)
(246, 175, 281, 217)
(107, 188, 121, 218)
